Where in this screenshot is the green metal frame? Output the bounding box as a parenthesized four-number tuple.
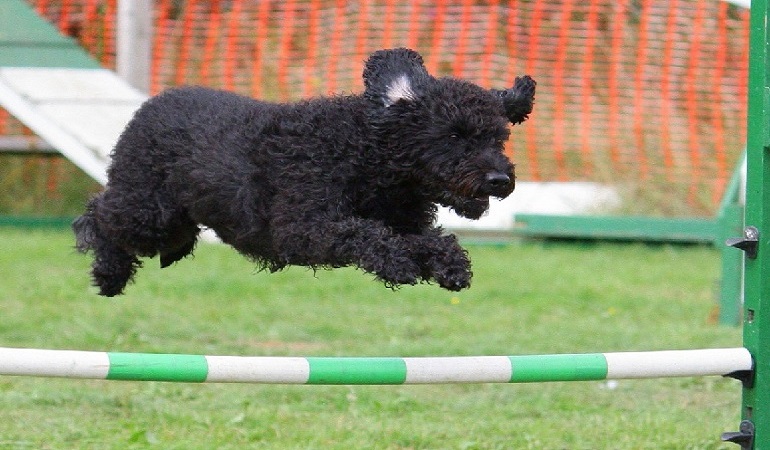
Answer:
(0, 216, 74, 228)
(738, 0, 770, 448)
(514, 184, 745, 326)
(513, 214, 717, 243)
(719, 153, 747, 326)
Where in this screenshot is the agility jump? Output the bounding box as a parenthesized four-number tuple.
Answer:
(0, 347, 752, 385)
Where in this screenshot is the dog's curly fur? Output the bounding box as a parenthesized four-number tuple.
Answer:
(73, 48, 535, 296)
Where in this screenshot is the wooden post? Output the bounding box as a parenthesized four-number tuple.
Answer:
(116, 0, 153, 93)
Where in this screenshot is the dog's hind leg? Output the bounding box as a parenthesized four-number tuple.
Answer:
(159, 222, 199, 268)
(90, 238, 142, 297)
(73, 196, 142, 296)
(99, 183, 200, 269)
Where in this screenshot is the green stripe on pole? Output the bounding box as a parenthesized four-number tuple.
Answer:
(306, 357, 407, 384)
(509, 353, 608, 382)
(107, 353, 208, 382)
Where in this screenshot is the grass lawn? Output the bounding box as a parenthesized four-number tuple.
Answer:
(0, 228, 742, 449)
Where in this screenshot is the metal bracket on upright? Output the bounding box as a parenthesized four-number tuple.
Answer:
(727, 226, 760, 260)
(722, 420, 756, 450)
(725, 366, 757, 389)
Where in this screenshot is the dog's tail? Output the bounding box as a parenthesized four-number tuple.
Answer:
(73, 195, 141, 297)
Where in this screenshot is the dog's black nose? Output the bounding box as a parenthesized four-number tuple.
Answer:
(485, 172, 511, 188)
(481, 172, 513, 197)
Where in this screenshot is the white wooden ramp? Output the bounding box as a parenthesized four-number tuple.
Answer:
(0, 67, 146, 185)
(0, 0, 147, 186)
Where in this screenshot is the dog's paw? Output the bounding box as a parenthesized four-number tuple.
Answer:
(377, 261, 421, 288)
(359, 248, 422, 288)
(426, 249, 472, 291)
(433, 264, 472, 291)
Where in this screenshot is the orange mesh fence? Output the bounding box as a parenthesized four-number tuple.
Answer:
(10, 0, 751, 215)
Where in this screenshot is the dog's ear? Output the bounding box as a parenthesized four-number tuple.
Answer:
(363, 48, 431, 107)
(492, 75, 536, 125)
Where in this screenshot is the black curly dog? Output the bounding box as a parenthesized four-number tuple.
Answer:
(73, 48, 535, 296)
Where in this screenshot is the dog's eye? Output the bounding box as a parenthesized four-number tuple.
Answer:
(449, 133, 459, 139)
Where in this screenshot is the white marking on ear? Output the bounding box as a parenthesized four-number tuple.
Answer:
(384, 74, 415, 106)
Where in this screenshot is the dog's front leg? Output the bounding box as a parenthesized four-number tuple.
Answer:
(407, 229, 472, 291)
(271, 216, 426, 288)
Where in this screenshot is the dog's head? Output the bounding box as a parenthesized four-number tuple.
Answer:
(363, 48, 535, 220)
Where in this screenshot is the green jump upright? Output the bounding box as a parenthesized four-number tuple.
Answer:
(736, 0, 770, 448)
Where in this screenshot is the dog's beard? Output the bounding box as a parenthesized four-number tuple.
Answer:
(437, 178, 512, 220)
(438, 193, 490, 220)
(453, 197, 490, 219)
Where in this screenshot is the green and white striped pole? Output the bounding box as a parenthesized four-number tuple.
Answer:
(0, 347, 751, 384)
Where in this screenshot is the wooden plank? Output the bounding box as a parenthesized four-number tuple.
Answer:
(0, 67, 145, 101)
(0, 135, 55, 154)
